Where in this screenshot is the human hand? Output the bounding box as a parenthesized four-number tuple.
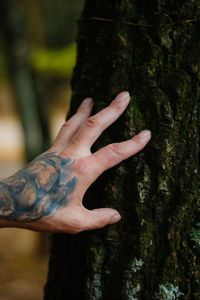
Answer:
(0, 92, 151, 233)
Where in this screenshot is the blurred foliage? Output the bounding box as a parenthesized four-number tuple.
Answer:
(0, 0, 83, 78)
(190, 223, 200, 252)
(30, 43, 76, 76)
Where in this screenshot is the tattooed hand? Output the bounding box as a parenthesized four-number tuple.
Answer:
(0, 92, 151, 233)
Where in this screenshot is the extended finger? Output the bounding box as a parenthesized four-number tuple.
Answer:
(67, 91, 130, 155)
(89, 130, 151, 180)
(49, 98, 93, 152)
(78, 207, 121, 232)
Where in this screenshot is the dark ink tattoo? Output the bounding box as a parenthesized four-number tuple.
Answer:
(0, 153, 77, 222)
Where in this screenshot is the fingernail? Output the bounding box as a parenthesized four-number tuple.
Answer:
(138, 130, 151, 140)
(82, 98, 93, 106)
(114, 91, 130, 103)
(109, 214, 121, 224)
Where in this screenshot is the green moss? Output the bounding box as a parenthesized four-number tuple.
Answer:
(125, 100, 144, 138)
(132, 103, 144, 124)
(190, 223, 200, 251)
(90, 242, 106, 267)
(87, 273, 102, 300)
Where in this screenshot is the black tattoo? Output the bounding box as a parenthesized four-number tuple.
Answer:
(0, 153, 77, 222)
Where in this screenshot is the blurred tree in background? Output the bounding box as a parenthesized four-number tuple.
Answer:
(0, 0, 83, 161)
(40, 0, 82, 48)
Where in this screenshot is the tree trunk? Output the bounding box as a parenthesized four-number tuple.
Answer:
(44, 1, 200, 299)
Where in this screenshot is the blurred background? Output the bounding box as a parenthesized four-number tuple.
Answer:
(0, 0, 83, 299)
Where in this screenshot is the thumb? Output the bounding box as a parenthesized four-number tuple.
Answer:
(82, 208, 121, 231)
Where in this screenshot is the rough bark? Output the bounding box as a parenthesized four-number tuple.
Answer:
(45, 1, 200, 299)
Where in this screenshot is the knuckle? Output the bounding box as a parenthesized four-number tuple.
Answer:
(70, 225, 83, 234)
(94, 216, 108, 229)
(69, 217, 85, 234)
(134, 135, 144, 144)
(61, 121, 72, 129)
(107, 143, 124, 156)
(69, 136, 81, 149)
(131, 136, 143, 149)
(83, 116, 101, 129)
(110, 101, 123, 111)
(70, 227, 82, 234)
(75, 158, 89, 175)
(78, 104, 90, 113)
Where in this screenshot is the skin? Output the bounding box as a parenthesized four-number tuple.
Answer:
(0, 91, 151, 233)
